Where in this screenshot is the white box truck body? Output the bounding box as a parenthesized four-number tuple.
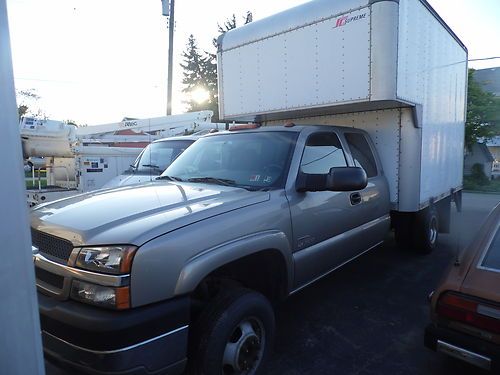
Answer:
(217, 0, 467, 213)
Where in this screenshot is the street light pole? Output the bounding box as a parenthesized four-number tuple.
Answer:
(163, 0, 175, 115)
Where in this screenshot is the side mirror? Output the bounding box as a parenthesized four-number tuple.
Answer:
(296, 167, 367, 192)
(327, 167, 367, 191)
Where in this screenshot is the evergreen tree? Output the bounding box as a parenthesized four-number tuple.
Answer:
(180, 13, 253, 121)
(180, 35, 208, 113)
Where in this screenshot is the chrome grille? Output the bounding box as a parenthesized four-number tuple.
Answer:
(31, 229, 73, 262)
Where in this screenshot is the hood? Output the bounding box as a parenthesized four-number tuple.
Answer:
(102, 173, 155, 188)
(31, 182, 269, 246)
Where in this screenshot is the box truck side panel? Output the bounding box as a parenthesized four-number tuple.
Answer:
(397, 0, 467, 205)
(314, 8, 371, 104)
(285, 24, 320, 109)
(218, 4, 372, 120)
(222, 46, 259, 116)
(265, 109, 402, 206)
(220, 0, 369, 52)
(369, 1, 399, 101)
(258, 36, 288, 113)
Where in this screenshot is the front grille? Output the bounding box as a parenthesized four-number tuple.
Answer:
(35, 267, 64, 289)
(31, 229, 73, 262)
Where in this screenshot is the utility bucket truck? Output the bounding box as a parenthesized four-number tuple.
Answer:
(21, 110, 222, 205)
(30, 1, 467, 374)
(217, 0, 468, 250)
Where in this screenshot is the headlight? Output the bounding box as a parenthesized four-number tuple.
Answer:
(75, 246, 137, 275)
(71, 280, 130, 309)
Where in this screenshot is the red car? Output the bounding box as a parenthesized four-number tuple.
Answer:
(425, 202, 500, 371)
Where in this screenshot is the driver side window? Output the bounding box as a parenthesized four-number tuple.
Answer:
(300, 132, 347, 174)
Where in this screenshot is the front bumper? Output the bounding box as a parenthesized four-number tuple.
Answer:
(39, 292, 190, 375)
(425, 323, 500, 372)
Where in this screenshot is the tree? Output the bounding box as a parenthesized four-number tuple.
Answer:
(179, 34, 219, 118)
(18, 104, 29, 119)
(466, 69, 500, 149)
(180, 13, 252, 121)
(16, 89, 43, 120)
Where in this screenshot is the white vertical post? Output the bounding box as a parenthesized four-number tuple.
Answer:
(0, 1, 45, 374)
(165, 0, 175, 115)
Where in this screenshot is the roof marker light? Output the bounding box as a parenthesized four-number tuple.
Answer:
(228, 123, 261, 131)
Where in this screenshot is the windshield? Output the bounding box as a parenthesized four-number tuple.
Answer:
(134, 139, 194, 174)
(161, 131, 297, 189)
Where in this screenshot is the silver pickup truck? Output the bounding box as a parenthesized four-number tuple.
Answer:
(33, 124, 393, 375)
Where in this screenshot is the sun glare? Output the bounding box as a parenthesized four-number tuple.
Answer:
(191, 87, 210, 104)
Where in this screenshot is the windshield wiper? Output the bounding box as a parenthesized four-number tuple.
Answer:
(142, 164, 160, 169)
(187, 177, 237, 186)
(156, 175, 184, 181)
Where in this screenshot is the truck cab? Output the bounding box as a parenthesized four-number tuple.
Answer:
(33, 124, 390, 375)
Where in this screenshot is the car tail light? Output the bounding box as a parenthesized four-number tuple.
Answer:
(437, 292, 500, 334)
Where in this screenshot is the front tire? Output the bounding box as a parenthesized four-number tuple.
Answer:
(189, 288, 275, 375)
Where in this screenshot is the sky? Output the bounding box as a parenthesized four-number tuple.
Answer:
(5, 0, 500, 125)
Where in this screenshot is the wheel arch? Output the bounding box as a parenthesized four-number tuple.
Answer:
(174, 230, 293, 301)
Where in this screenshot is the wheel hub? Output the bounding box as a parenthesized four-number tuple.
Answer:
(237, 334, 260, 371)
(223, 318, 265, 374)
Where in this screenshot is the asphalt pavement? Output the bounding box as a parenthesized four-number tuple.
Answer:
(265, 192, 500, 375)
(46, 192, 500, 375)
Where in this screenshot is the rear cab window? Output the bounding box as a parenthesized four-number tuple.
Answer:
(344, 132, 378, 178)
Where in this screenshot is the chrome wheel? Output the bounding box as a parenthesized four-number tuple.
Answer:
(222, 317, 265, 375)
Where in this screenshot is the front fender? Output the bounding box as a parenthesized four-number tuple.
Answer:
(130, 192, 293, 307)
(174, 230, 293, 296)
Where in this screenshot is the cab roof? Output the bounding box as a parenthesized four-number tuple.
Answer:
(205, 124, 369, 136)
(152, 135, 201, 144)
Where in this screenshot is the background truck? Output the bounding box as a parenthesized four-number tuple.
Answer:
(102, 134, 200, 188)
(21, 111, 222, 205)
(31, 0, 467, 375)
(217, 0, 468, 251)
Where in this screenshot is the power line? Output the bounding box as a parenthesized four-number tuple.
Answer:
(468, 57, 500, 62)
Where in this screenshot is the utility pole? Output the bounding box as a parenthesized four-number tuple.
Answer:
(0, 0, 45, 373)
(162, 0, 175, 115)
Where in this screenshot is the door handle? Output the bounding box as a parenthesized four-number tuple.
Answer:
(350, 192, 362, 205)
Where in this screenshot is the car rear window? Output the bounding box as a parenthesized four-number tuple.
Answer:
(481, 226, 500, 271)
